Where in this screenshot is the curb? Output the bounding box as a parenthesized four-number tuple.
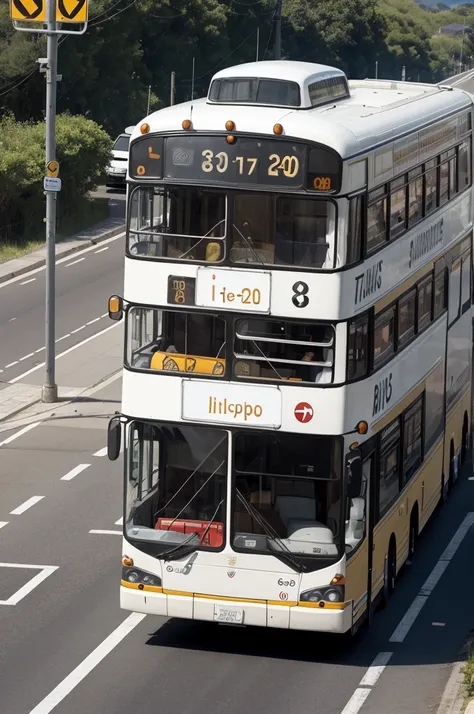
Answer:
(0, 224, 124, 286)
(0, 367, 122, 429)
(0, 395, 42, 426)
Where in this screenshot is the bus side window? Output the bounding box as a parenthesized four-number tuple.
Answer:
(402, 396, 423, 485)
(347, 195, 363, 265)
(346, 314, 369, 380)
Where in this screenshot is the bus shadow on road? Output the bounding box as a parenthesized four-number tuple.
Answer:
(145, 617, 360, 664)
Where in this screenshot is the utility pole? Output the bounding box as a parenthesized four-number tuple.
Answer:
(273, 0, 282, 60)
(170, 71, 175, 105)
(146, 85, 151, 115)
(460, 22, 466, 73)
(42, 0, 59, 403)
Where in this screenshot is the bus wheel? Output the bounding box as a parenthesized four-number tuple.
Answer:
(381, 541, 396, 608)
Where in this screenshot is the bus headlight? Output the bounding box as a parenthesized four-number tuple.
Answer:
(299, 584, 344, 604)
(121, 566, 162, 588)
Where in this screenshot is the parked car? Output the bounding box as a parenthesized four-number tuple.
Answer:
(106, 126, 134, 188)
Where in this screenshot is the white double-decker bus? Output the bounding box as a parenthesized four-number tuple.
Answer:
(107, 61, 473, 635)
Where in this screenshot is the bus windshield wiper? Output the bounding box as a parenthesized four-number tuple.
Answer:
(236, 490, 307, 572)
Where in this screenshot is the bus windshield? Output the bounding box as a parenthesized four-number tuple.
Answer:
(233, 432, 343, 563)
(125, 422, 227, 556)
(127, 185, 336, 268)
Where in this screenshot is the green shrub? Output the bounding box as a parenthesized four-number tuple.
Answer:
(0, 112, 112, 244)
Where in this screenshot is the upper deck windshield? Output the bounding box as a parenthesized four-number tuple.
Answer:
(125, 421, 343, 570)
(127, 185, 336, 269)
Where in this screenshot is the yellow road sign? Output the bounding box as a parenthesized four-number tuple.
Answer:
(56, 0, 87, 22)
(46, 160, 59, 178)
(10, 0, 45, 21)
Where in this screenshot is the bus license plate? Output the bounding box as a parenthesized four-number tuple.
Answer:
(195, 268, 271, 313)
(213, 606, 244, 624)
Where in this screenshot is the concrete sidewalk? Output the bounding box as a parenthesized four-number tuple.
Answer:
(0, 216, 124, 285)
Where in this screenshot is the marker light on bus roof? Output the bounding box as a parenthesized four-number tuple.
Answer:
(140, 123, 150, 134)
(226, 135, 236, 144)
(182, 119, 192, 130)
(225, 120, 235, 131)
(273, 123, 283, 135)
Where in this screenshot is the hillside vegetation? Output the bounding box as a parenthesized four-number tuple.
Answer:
(1, 0, 474, 135)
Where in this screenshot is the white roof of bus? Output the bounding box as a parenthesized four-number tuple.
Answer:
(131, 61, 473, 158)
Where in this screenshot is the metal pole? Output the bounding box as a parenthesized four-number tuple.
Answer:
(146, 85, 151, 115)
(42, 0, 58, 403)
(191, 57, 195, 100)
(401, 65, 406, 81)
(460, 23, 465, 73)
(274, 0, 282, 60)
(375, 60, 378, 79)
(256, 27, 260, 61)
(170, 71, 175, 105)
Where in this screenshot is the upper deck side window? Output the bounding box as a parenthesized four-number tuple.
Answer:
(208, 77, 301, 107)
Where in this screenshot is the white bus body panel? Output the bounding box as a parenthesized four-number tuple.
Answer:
(124, 189, 472, 321)
(120, 542, 352, 632)
(122, 314, 446, 435)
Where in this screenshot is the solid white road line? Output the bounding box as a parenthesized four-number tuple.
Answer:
(339, 652, 393, 714)
(89, 530, 122, 535)
(93, 446, 108, 457)
(28, 612, 146, 714)
(61, 464, 90, 481)
(20, 278, 36, 285)
(0, 422, 41, 448)
(94, 246, 109, 253)
(389, 512, 474, 643)
(9, 322, 121, 384)
(10, 496, 44, 515)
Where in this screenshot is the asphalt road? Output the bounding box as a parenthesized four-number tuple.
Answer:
(0, 232, 124, 387)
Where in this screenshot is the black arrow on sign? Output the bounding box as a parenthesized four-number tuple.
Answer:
(13, 0, 43, 19)
(57, 0, 86, 19)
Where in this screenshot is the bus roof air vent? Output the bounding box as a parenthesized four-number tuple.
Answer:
(207, 61, 350, 110)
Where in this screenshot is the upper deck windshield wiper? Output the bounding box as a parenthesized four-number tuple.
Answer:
(236, 490, 307, 573)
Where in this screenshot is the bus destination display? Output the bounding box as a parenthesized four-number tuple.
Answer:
(164, 136, 306, 187)
(129, 134, 342, 192)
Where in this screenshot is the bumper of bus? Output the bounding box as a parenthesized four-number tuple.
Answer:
(121, 585, 353, 633)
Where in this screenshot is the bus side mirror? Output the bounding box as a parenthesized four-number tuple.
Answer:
(347, 453, 362, 500)
(108, 295, 123, 321)
(107, 417, 122, 460)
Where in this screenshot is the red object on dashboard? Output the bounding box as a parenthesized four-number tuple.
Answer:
(156, 518, 224, 547)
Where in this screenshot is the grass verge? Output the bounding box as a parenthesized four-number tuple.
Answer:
(0, 196, 109, 264)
